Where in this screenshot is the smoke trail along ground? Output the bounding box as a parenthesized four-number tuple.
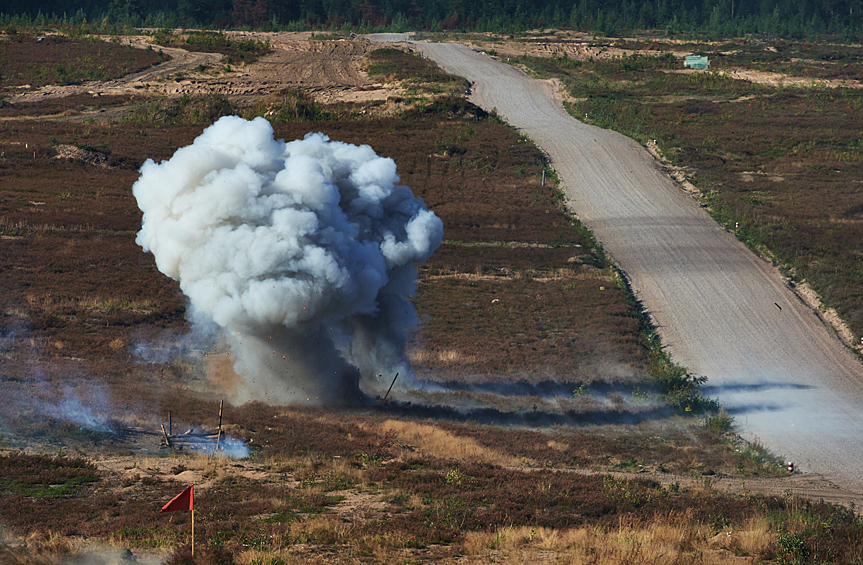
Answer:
(30, 384, 116, 434)
(133, 116, 443, 405)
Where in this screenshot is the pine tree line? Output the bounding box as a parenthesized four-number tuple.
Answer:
(2, 0, 862, 40)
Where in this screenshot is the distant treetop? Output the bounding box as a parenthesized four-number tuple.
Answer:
(2, 0, 861, 41)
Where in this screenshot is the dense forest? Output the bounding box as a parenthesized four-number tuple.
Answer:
(1, 0, 862, 39)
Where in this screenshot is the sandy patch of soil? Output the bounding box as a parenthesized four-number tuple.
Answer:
(5, 33, 403, 108)
(717, 67, 863, 89)
(548, 76, 582, 105)
(163, 35, 389, 102)
(462, 31, 686, 62)
(738, 170, 785, 183)
(93, 454, 281, 491)
(330, 489, 389, 522)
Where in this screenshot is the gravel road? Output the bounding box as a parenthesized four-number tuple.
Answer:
(366, 35, 863, 496)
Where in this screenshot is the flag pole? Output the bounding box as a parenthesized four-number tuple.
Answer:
(160, 484, 195, 555)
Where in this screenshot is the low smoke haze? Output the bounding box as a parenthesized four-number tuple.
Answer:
(133, 116, 443, 405)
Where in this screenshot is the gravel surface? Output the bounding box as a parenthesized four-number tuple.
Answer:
(365, 35, 863, 496)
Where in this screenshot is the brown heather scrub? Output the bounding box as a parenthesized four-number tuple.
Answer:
(228, 403, 386, 458)
(151, 402, 774, 478)
(0, 34, 166, 91)
(411, 272, 642, 381)
(612, 37, 863, 82)
(1, 407, 863, 563)
(0, 112, 646, 397)
(149, 30, 270, 67)
(0, 101, 772, 478)
(0, 451, 98, 498)
(0, 94, 141, 118)
(427, 420, 749, 475)
(4, 45, 862, 561)
(355, 461, 856, 559)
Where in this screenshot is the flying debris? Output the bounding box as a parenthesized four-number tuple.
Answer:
(375, 373, 400, 405)
(134, 116, 443, 405)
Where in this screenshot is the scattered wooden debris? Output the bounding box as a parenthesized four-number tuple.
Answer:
(375, 373, 399, 405)
(159, 400, 238, 453)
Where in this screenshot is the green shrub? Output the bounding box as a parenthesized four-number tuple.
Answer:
(124, 94, 236, 124)
(244, 89, 332, 122)
(704, 408, 733, 432)
(777, 532, 808, 564)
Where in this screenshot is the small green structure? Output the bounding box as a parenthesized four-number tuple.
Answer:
(684, 55, 710, 69)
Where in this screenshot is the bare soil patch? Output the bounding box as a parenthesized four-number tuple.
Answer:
(3, 33, 401, 110)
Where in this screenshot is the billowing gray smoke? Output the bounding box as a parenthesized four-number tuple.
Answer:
(133, 116, 443, 405)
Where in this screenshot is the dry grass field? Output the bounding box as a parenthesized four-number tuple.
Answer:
(2, 34, 863, 564)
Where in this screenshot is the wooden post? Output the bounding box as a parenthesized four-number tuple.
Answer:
(383, 373, 399, 403)
(169, 411, 172, 436)
(161, 424, 172, 448)
(216, 400, 223, 450)
(191, 508, 195, 556)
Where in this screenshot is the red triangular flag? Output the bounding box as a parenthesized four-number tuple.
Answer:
(160, 485, 193, 512)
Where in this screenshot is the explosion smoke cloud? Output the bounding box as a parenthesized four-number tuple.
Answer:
(133, 116, 442, 405)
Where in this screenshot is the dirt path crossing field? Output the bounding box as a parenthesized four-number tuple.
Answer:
(5, 33, 392, 106)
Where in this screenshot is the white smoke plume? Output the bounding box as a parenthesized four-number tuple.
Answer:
(34, 386, 115, 434)
(184, 434, 251, 459)
(133, 116, 443, 405)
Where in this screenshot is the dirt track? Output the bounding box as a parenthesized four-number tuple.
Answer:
(5, 33, 390, 106)
(374, 36, 863, 502)
(7, 37, 222, 103)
